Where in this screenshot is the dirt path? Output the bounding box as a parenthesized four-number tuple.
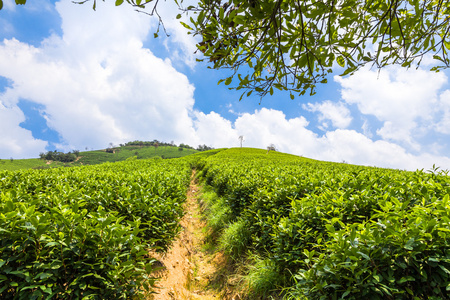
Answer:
(148, 172, 228, 300)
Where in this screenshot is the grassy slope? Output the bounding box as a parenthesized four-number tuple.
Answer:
(0, 145, 199, 171)
(0, 158, 49, 171)
(75, 146, 198, 165)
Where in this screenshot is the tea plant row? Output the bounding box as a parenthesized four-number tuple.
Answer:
(0, 158, 191, 299)
(198, 148, 450, 299)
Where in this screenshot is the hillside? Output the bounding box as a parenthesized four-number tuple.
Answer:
(193, 148, 450, 299)
(2, 148, 450, 299)
(0, 144, 199, 171)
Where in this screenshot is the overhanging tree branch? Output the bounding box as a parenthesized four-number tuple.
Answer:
(5, 0, 450, 100)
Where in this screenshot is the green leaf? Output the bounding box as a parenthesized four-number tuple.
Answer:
(336, 56, 345, 67)
(40, 273, 52, 280)
(341, 65, 357, 76)
(20, 285, 40, 291)
(115, 0, 124, 6)
(439, 265, 450, 274)
(0, 0, 3, 10)
(224, 77, 232, 85)
(233, 15, 246, 25)
(176, 14, 182, 20)
(179, 22, 193, 31)
(0, 285, 8, 294)
(357, 251, 370, 260)
(404, 238, 415, 250)
(398, 276, 415, 284)
(45, 241, 59, 248)
(40, 285, 52, 294)
(6, 200, 14, 211)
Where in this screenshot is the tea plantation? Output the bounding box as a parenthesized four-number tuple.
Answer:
(196, 148, 450, 299)
(1, 148, 449, 299)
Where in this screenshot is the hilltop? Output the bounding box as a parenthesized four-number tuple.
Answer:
(0, 141, 208, 171)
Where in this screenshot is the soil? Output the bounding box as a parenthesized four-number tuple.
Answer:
(147, 172, 239, 300)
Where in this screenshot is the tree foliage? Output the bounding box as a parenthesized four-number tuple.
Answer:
(4, 0, 450, 99)
(39, 150, 79, 162)
(187, 0, 450, 98)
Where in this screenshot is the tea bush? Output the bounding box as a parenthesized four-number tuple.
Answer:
(0, 158, 191, 299)
(196, 148, 450, 298)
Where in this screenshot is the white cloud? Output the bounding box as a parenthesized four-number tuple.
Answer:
(233, 108, 318, 153)
(192, 108, 319, 153)
(361, 119, 373, 138)
(436, 90, 450, 134)
(0, 1, 197, 154)
(2, 0, 16, 11)
(303, 100, 352, 129)
(191, 108, 450, 171)
(142, 0, 199, 68)
(335, 66, 448, 150)
(375, 121, 420, 151)
(315, 129, 443, 170)
(0, 102, 48, 158)
(193, 111, 237, 147)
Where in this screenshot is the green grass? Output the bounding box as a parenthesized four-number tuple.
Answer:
(245, 254, 285, 298)
(201, 191, 232, 234)
(75, 146, 198, 165)
(0, 145, 199, 171)
(0, 158, 49, 171)
(219, 218, 251, 257)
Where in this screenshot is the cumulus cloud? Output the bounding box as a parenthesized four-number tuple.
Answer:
(192, 108, 450, 171)
(335, 66, 448, 150)
(303, 100, 352, 129)
(192, 111, 237, 147)
(142, 0, 199, 68)
(0, 102, 48, 158)
(361, 119, 373, 138)
(233, 108, 318, 154)
(436, 90, 450, 134)
(0, 1, 197, 154)
(315, 129, 450, 171)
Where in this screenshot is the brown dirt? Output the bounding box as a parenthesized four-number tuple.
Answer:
(147, 172, 237, 300)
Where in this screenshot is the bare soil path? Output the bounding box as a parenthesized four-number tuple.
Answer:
(148, 172, 231, 300)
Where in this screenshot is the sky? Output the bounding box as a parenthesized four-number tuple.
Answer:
(1, 0, 450, 171)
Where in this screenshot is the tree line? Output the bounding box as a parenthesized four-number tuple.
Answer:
(123, 140, 213, 151)
(38, 141, 214, 162)
(39, 150, 80, 163)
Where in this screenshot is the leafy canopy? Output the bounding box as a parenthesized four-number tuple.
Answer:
(3, 0, 450, 99)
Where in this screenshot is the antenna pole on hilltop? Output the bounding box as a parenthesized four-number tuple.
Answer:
(238, 136, 244, 148)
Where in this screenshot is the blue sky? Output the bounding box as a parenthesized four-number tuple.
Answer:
(1, 0, 450, 171)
